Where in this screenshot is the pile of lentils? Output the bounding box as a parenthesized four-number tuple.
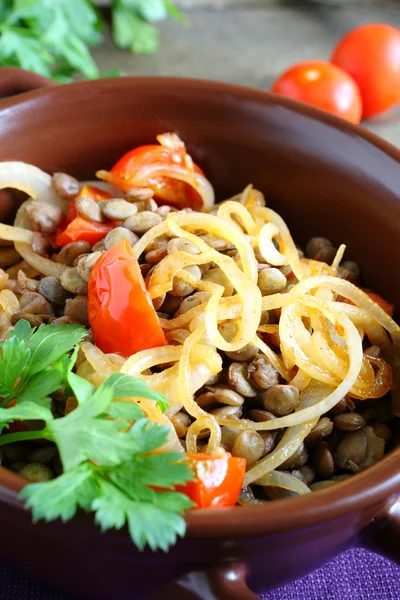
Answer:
(0, 172, 396, 492)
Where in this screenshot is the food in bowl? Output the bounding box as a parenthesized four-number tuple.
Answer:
(0, 133, 398, 552)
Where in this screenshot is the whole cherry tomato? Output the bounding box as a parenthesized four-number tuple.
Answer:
(271, 60, 362, 124)
(332, 23, 400, 119)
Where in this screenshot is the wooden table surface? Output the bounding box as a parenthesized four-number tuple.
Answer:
(93, 1, 400, 147)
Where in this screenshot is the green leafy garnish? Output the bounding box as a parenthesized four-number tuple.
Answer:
(0, 0, 185, 81)
(0, 320, 86, 407)
(0, 320, 193, 552)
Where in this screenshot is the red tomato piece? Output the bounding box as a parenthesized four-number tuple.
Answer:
(54, 217, 116, 247)
(88, 239, 166, 357)
(271, 60, 362, 124)
(108, 144, 204, 210)
(65, 185, 112, 223)
(54, 185, 115, 247)
(332, 24, 400, 119)
(176, 452, 246, 509)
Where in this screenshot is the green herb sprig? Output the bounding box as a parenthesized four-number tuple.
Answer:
(0, 320, 194, 552)
(0, 0, 185, 82)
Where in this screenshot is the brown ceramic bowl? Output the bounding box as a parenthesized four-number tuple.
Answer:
(0, 68, 399, 600)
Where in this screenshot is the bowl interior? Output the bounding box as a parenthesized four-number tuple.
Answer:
(1, 78, 400, 306)
(0, 77, 399, 530)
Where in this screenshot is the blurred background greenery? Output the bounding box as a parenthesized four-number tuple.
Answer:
(0, 1, 398, 82)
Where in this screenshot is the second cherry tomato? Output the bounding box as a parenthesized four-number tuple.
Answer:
(271, 61, 362, 124)
(332, 24, 400, 119)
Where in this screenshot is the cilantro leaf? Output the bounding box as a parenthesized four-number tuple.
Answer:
(0, 334, 31, 401)
(20, 463, 98, 522)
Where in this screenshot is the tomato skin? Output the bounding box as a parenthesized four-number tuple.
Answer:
(175, 452, 246, 509)
(88, 240, 166, 357)
(110, 145, 204, 210)
(332, 24, 400, 119)
(54, 217, 116, 247)
(271, 61, 362, 124)
(65, 185, 112, 223)
(55, 185, 115, 247)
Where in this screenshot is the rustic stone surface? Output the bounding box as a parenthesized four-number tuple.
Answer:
(93, 3, 400, 147)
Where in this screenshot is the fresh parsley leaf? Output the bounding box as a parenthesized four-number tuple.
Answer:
(122, 452, 193, 490)
(27, 323, 86, 376)
(17, 355, 69, 404)
(92, 478, 188, 552)
(10, 318, 33, 343)
(67, 371, 96, 405)
(0, 29, 53, 77)
(0, 334, 31, 401)
(58, 0, 103, 46)
(47, 414, 135, 471)
(112, 3, 158, 55)
(46, 372, 154, 470)
(0, 327, 194, 554)
(0, 0, 184, 79)
(0, 401, 53, 434)
(126, 418, 170, 455)
(0, 321, 86, 408)
(100, 372, 168, 412)
(134, 0, 168, 24)
(107, 401, 143, 422)
(20, 462, 99, 522)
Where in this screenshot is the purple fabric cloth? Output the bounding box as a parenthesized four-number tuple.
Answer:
(0, 549, 399, 599)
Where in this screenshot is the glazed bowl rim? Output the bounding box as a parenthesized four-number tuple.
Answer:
(0, 75, 399, 539)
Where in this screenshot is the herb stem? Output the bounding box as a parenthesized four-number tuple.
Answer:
(0, 429, 49, 446)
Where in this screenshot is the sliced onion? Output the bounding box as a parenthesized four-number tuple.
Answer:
(256, 470, 310, 495)
(131, 164, 215, 211)
(186, 415, 222, 454)
(258, 222, 287, 266)
(0, 224, 33, 243)
(0, 162, 65, 208)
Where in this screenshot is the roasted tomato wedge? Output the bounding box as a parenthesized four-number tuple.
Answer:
(176, 452, 246, 509)
(88, 239, 166, 357)
(97, 133, 205, 210)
